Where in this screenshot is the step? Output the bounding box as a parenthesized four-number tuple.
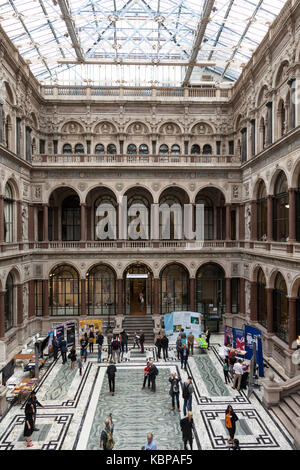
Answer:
(271, 407, 295, 438)
(278, 402, 298, 423)
(284, 396, 300, 416)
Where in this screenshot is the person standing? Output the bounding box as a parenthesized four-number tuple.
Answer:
(138, 292, 145, 313)
(205, 327, 211, 349)
(52, 335, 59, 362)
(96, 331, 104, 348)
(169, 372, 181, 412)
(106, 360, 117, 396)
(77, 356, 83, 376)
(225, 405, 238, 445)
(182, 377, 194, 417)
(143, 433, 157, 450)
(180, 411, 193, 450)
(180, 343, 189, 370)
(23, 401, 35, 447)
(120, 329, 129, 354)
(59, 336, 68, 364)
(155, 334, 162, 359)
(69, 344, 77, 370)
(161, 334, 169, 360)
(148, 362, 159, 392)
(139, 330, 145, 354)
(106, 329, 113, 360)
(80, 333, 89, 363)
(133, 331, 140, 349)
(111, 335, 121, 363)
(179, 328, 186, 344)
(97, 343, 103, 363)
(88, 328, 95, 354)
(27, 391, 45, 431)
(176, 335, 183, 360)
(232, 359, 244, 392)
(229, 351, 237, 378)
(223, 358, 230, 384)
(100, 414, 115, 450)
(187, 332, 194, 356)
(142, 361, 151, 389)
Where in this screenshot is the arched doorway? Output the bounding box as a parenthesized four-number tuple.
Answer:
(86, 264, 116, 315)
(273, 272, 288, 343)
(4, 273, 14, 332)
(196, 263, 225, 331)
(160, 263, 189, 314)
(49, 265, 80, 316)
(257, 268, 267, 328)
(273, 171, 289, 242)
(124, 263, 153, 315)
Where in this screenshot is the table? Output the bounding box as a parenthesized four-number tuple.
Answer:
(13, 354, 35, 361)
(24, 359, 44, 377)
(11, 378, 39, 403)
(229, 348, 247, 359)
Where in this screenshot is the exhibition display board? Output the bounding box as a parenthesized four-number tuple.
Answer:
(78, 318, 102, 343)
(164, 311, 201, 341)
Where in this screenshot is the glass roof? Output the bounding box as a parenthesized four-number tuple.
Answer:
(0, 0, 288, 86)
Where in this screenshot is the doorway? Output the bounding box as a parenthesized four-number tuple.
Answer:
(124, 263, 153, 315)
(130, 278, 146, 315)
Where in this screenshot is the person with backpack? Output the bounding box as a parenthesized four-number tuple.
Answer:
(120, 329, 129, 354)
(182, 377, 194, 416)
(96, 331, 104, 347)
(161, 334, 169, 360)
(148, 362, 159, 392)
(80, 333, 89, 363)
(225, 405, 239, 445)
(180, 411, 193, 450)
(100, 414, 115, 450)
(68, 344, 77, 370)
(155, 334, 162, 359)
(169, 372, 181, 411)
(111, 335, 121, 363)
(106, 360, 117, 396)
(223, 357, 230, 384)
(88, 328, 95, 354)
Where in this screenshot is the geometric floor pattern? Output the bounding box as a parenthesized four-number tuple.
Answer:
(0, 334, 295, 450)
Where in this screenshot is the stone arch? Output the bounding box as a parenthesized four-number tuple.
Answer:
(193, 184, 227, 204)
(121, 184, 155, 203)
(190, 121, 215, 135)
(47, 185, 82, 204)
(291, 157, 300, 188)
(252, 177, 268, 200)
(195, 260, 227, 278)
(93, 120, 118, 135)
(85, 261, 117, 278)
(122, 260, 154, 278)
(47, 261, 81, 279)
(4, 176, 20, 200)
(60, 120, 85, 134)
(159, 260, 191, 278)
(4, 81, 15, 105)
(268, 268, 288, 290)
(256, 84, 268, 108)
(158, 121, 183, 135)
(157, 184, 191, 204)
(4, 266, 21, 286)
(290, 276, 300, 298)
(125, 121, 150, 135)
(274, 60, 289, 88)
(250, 264, 267, 283)
(269, 167, 289, 195)
(84, 184, 118, 204)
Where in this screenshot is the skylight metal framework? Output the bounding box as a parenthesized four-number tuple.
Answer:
(0, 0, 288, 86)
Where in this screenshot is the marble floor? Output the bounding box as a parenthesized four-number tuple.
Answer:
(0, 335, 295, 450)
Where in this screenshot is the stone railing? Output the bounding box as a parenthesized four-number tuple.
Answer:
(31, 153, 240, 166)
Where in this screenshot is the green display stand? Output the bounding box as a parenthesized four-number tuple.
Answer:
(196, 337, 208, 354)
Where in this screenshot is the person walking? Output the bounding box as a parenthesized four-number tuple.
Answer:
(169, 372, 181, 412)
(100, 414, 115, 450)
(223, 357, 230, 384)
(27, 391, 45, 431)
(179, 328, 186, 344)
(23, 400, 35, 447)
(96, 331, 104, 347)
(180, 411, 193, 450)
(148, 362, 159, 392)
(120, 329, 129, 354)
(138, 292, 145, 313)
(180, 343, 189, 370)
(155, 334, 162, 359)
(111, 335, 121, 363)
(187, 332, 194, 356)
(176, 335, 183, 360)
(161, 334, 169, 360)
(59, 336, 68, 364)
(106, 360, 117, 396)
(106, 329, 113, 360)
(139, 330, 145, 354)
(69, 344, 77, 370)
(142, 361, 151, 389)
(88, 328, 95, 354)
(77, 356, 83, 376)
(80, 333, 89, 363)
(143, 433, 157, 450)
(97, 343, 103, 363)
(205, 327, 211, 349)
(52, 335, 59, 362)
(182, 377, 194, 416)
(229, 351, 237, 378)
(225, 405, 239, 445)
(133, 331, 140, 349)
(232, 359, 244, 391)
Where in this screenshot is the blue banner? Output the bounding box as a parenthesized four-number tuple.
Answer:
(164, 313, 174, 336)
(245, 325, 264, 377)
(233, 328, 245, 350)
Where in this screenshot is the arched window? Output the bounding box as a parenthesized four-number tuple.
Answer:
(196, 263, 225, 331)
(257, 269, 267, 328)
(107, 144, 117, 154)
(191, 144, 200, 155)
(62, 195, 80, 241)
(195, 195, 214, 240)
(74, 143, 84, 154)
(4, 183, 14, 243)
(127, 144, 137, 154)
(273, 273, 288, 343)
(171, 144, 180, 155)
(257, 181, 267, 240)
(279, 100, 286, 137)
(160, 264, 189, 314)
(95, 144, 105, 154)
(159, 144, 169, 155)
(139, 144, 149, 154)
(86, 265, 116, 315)
(49, 265, 80, 316)
(62, 143, 72, 154)
(4, 273, 14, 332)
(273, 171, 289, 242)
(159, 195, 182, 240)
(203, 144, 212, 155)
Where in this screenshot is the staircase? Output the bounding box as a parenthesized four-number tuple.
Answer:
(271, 391, 300, 443)
(123, 316, 154, 345)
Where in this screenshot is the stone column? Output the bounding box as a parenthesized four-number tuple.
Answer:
(225, 204, 231, 241)
(189, 278, 195, 312)
(0, 291, 5, 338)
(239, 204, 245, 242)
(151, 203, 159, 240)
(53, 207, 59, 240)
(288, 297, 297, 350)
(267, 195, 273, 242)
(0, 101, 3, 144)
(250, 281, 258, 322)
(28, 204, 35, 245)
(266, 288, 274, 334)
(25, 126, 32, 162)
(250, 119, 256, 156)
(81, 279, 86, 316)
(225, 277, 231, 314)
(17, 284, 23, 326)
(288, 188, 296, 242)
(80, 203, 86, 243)
(43, 204, 48, 243)
(266, 102, 273, 145)
(16, 117, 21, 156)
(28, 280, 35, 319)
(288, 78, 296, 130)
(0, 195, 4, 246)
(250, 200, 257, 240)
(16, 200, 22, 243)
(153, 278, 160, 316)
(43, 279, 49, 317)
(240, 278, 246, 315)
(117, 279, 123, 315)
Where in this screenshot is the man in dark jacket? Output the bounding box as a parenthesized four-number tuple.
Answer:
(59, 336, 68, 364)
(180, 411, 193, 450)
(148, 362, 159, 392)
(96, 331, 104, 346)
(169, 372, 181, 411)
(52, 336, 59, 361)
(106, 360, 117, 396)
(161, 335, 169, 360)
(180, 343, 189, 370)
(120, 329, 129, 354)
(155, 334, 162, 359)
(139, 330, 145, 354)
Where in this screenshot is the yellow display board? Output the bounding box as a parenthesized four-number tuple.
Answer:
(78, 318, 102, 344)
